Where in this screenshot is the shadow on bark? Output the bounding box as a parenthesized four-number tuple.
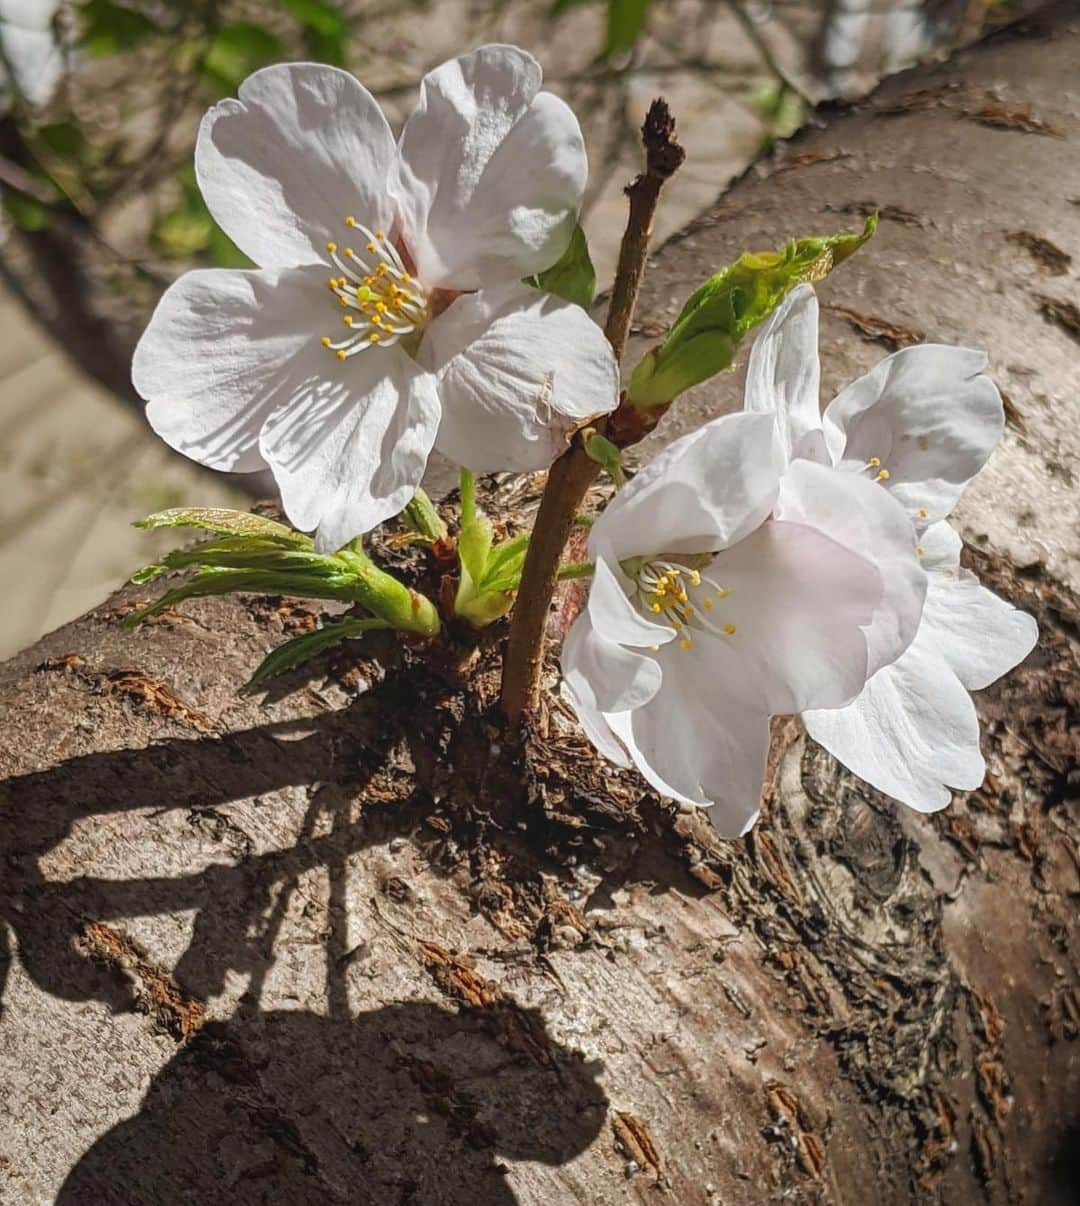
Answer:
(56, 1002, 607, 1204)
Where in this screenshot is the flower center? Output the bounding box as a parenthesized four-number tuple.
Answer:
(633, 558, 736, 652)
(320, 218, 429, 361)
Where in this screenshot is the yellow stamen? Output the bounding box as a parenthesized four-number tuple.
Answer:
(326, 241, 337, 253)
(916, 545, 925, 556)
(717, 588, 731, 600)
(650, 603, 662, 614)
(336, 349, 347, 361)
(345, 216, 357, 227)
(366, 242, 377, 253)
(918, 508, 928, 519)
(876, 469, 891, 481)
(702, 598, 714, 611)
(321, 336, 332, 348)
(680, 638, 693, 650)
(868, 457, 880, 467)
(369, 333, 380, 344)
(722, 623, 737, 636)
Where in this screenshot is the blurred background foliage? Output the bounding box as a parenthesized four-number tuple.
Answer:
(0, 0, 1027, 656)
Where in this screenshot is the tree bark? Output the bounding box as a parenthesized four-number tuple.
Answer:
(1, 9, 1078, 1204)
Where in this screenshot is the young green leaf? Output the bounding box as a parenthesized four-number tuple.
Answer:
(78, 0, 158, 57)
(529, 224, 596, 309)
(134, 507, 311, 547)
(244, 616, 390, 691)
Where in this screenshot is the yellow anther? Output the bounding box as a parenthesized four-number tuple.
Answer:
(344, 248, 355, 259)
(918, 508, 928, 519)
(336, 349, 347, 360)
(672, 621, 682, 632)
(338, 296, 348, 306)
(677, 591, 688, 603)
(376, 302, 387, 313)
(680, 638, 693, 651)
(343, 315, 353, 326)
(345, 216, 357, 227)
(369, 333, 380, 344)
(327, 278, 336, 288)
(684, 606, 695, 617)
(650, 603, 662, 614)
(326, 241, 337, 253)
(868, 457, 880, 468)
(689, 571, 701, 586)
(717, 588, 731, 600)
(401, 272, 411, 283)
(916, 545, 925, 556)
(375, 230, 385, 239)
(876, 469, 891, 481)
(649, 644, 659, 653)
(722, 623, 737, 636)
(366, 242, 377, 253)
(321, 336, 332, 348)
(702, 598, 714, 611)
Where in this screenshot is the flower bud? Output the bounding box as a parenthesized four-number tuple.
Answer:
(626, 216, 876, 409)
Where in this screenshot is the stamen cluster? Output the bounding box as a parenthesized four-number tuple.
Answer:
(321, 219, 428, 360)
(635, 559, 735, 650)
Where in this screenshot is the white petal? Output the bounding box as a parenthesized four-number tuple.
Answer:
(561, 681, 632, 769)
(707, 519, 881, 713)
(422, 282, 618, 472)
(561, 612, 661, 714)
(607, 648, 770, 836)
(744, 284, 823, 457)
(804, 633, 985, 811)
(776, 459, 926, 678)
(258, 346, 440, 551)
(196, 63, 396, 269)
(587, 556, 675, 648)
(591, 412, 784, 561)
(393, 46, 586, 289)
(133, 266, 327, 473)
(822, 345, 1004, 524)
(923, 580, 1038, 694)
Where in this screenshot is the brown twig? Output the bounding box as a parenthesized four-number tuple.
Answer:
(499, 100, 684, 730)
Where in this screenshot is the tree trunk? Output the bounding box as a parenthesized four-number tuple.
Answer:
(1, 9, 1077, 1204)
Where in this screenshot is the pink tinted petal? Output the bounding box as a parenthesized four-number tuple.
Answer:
(608, 645, 771, 835)
(776, 458, 926, 678)
(707, 518, 881, 714)
(591, 413, 784, 561)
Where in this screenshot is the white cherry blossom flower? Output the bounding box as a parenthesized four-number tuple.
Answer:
(746, 285, 1038, 810)
(560, 408, 926, 836)
(133, 47, 618, 551)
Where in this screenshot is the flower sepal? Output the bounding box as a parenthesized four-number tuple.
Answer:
(127, 508, 440, 637)
(625, 216, 876, 409)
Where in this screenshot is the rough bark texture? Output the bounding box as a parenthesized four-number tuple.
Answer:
(2, 9, 1078, 1204)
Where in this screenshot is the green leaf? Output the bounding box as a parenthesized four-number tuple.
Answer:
(244, 616, 389, 690)
(606, 0, 651, 56)
(36, 122, 84, 159)
(2, 191, 50, 232)
(626, 215, 877, 408)
(202, 23, 286, 96)
(129, 509, 440, 637)
(134, 507, 311, 546)
(530, 224, 596, 308)
(402, 489, 448, 543)
(583, 429, 625, 485)
(79, 0, 158, 56)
